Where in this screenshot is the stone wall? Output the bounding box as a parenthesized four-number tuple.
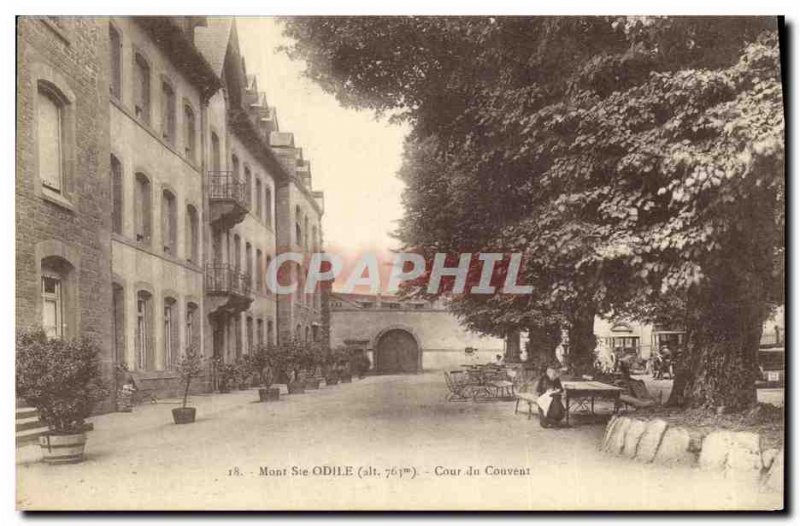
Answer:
(601, 415, 783, 492)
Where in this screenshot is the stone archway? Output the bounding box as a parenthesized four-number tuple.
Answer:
(374, 328, 420, 374)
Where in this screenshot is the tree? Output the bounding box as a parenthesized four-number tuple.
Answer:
(283, 16, 784, 410)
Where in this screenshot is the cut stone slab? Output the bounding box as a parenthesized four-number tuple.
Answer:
(635, 419, 668, 463)
(653, 426, 695, 465)
(608, 417, 632, 455)
(601, 415, 620, 452)
(622, 419, 647, 458)
(699, 430, 736, 471)
(762, 448, 779, 470)
(764, 449, 784, 492)
(726, 432, 763, 473)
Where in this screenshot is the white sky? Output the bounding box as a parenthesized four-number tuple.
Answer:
(237, 18, 410, 290)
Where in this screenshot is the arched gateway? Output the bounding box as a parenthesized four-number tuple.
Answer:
(375, 328, 420, 374)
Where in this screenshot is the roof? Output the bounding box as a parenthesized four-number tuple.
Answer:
(192, 17, 234, 77)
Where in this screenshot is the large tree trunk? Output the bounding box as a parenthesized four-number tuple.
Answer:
(505, 329, 521, 363)
(567, 305, 596, 375)
(527, 322, 561, 369)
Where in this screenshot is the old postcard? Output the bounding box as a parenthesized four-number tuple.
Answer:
(15, 15, 785, 511)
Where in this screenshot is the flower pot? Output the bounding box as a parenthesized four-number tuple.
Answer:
(287, 381, 306, 394)
(325, 376, 339, 386)
(305, 377, 321, 390)
(258, 387, 280, 402)
(340, 374, 352, 383)
(172, 407, 196, 424)
(39, 433, 87, 464)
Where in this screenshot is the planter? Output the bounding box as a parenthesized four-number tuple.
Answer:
(39, 433, 87, 464)
(172, 407, 196, 425)
(259, 387, 280, 402)
(325, 376, 340, 386)
(287, 381, 306, 394)
(305, 377, 322, 390)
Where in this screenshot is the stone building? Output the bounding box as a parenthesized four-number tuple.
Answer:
(329, 293, 505, 373)
(17, 16, 327, 400)
(16, 17, 114, 394)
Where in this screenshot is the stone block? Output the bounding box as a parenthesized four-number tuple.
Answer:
(608, 417, 632, 455)
(622, 419, 647, 458)
(653, 426, 695, 465)
(725, 432, 763, 473)
(635, 419, 668, 463)
(699, 430, 736, 470)
(601, 415, 620, 452)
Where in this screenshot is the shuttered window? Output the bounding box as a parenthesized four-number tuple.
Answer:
(37, 89, 63, 192)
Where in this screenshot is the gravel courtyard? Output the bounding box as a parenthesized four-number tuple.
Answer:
(17, 372, 782, 510)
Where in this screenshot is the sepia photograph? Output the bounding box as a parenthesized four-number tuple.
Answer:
(12, 11, 786, 512)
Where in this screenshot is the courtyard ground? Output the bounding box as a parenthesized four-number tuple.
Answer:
(17, 372, 782, 510)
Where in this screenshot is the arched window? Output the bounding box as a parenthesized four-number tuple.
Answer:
(161, 81, 176, 144)
(256, 248, 263, 292)
(265, 185, 273, 227)
(134, 173, 152, 244)
(255, 178, 263, 219)
(111, 155, 123, 235)
(136, 290, 154, 370)
(133, 53, 150, 124)
(161, 189, 176, 255)
(210, 132, 221, 172)
(108, 24, 122, 99)
(163, 297, 177, 368)
(184, 104, 196, 161)
(41, 256, 74, 339)
(112, 283, 125, 364)
(233, 234, 241, 272)
(37, 85, 64, 193)
(244, 165, 252, 207)
(186, 205, 199, 263)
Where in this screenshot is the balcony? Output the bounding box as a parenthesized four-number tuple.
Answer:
(205, 264, 254, 315)
(208, 171, 250, 229)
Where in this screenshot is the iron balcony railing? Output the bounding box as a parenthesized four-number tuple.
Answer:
(208, 171, 250, 210)
(206, 264, 253, 297)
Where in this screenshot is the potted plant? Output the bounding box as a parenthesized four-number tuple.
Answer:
(172, 347, 202, 424)
(304, 342, 326, 389)
(334, 348, 353, 383)
(246, 345, 280, 402)
(233, 357, 249, 390)
(281, 339, 307, 394)
(16, 329, 109, 464)
(115, 362, 134, 412)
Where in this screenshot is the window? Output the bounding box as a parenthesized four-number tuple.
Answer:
(267, 319, 274, 345)
(186, 302, 199, 352)
(232, 154, 239, 178)
(186, 205, 199, 263)
(134, 173, 152, 244)
(184, 105, 196, 161)
(164, 298, 177, 368)
(111, 155, 123, 235)
(304, 216, 309, 252)
(233, 234, 241, 272)
(161, 189, 176, 255)
(136, 291, 153, 370)
(256, 249, 263, 292)
(235, 314, 242, 359)
(244, 166, 252, 207)
(265, 186, 273, 226)
(265, 255, 273, 294)
(161, 82, 176, 144)
(245, 242, 253, 284)
(246, 316, 254, 353)
(113, 284, 125, 364)
(295, 206, 302, 246)
(41, 275, 63, 339)
(257, 319, 264, 347)
(109, 24, 122, 99)
(211, 132, 221, 172)
(255, 178, 263, 219)
(133, 53, 150, 124)
(37, 86, 64, 192)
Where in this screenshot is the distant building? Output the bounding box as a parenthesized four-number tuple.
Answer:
(329, 293, 504, 373)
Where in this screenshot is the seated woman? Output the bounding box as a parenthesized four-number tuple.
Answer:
(536, 364, 566, 428)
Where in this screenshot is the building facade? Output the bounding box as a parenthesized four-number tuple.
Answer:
(17, 16, 327, 401)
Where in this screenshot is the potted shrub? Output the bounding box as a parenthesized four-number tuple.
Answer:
(233, 357, 249, 390)
(280, 339, 307, 394)
(246, 345, 280, 402)
(218, 363, 235, 393)
(304, 342, 326, 389)
(172, 348, 202, 424)
(16, 329, 109, 464)
(334, 348, 353, 383)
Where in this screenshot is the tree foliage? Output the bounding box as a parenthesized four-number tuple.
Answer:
(283, 16, 784, 409)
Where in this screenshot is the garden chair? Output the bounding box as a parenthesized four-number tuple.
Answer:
(444, 371, 477, 402)
(514, 381, 538, 419)
(616, 378, 657, 411)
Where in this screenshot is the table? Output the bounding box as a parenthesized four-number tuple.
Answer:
(561, 380, 624, 425)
